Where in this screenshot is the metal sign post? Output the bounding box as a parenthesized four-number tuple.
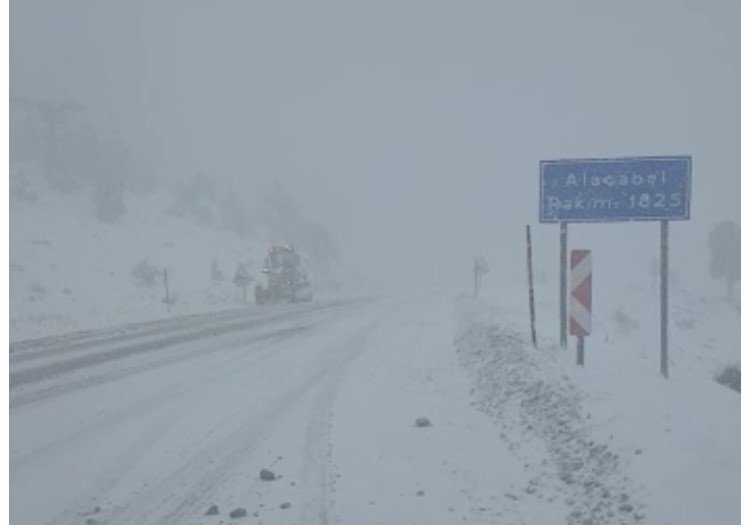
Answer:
(539, 156, 691, 377)
(660, 220, 669, 378)
(560, 222, 568, 349)
(526, 225, 537, 349)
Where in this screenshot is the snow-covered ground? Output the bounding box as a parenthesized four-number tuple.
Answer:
(9, 287, 739, 525)
(456, 293, 739, 525)
(9, 166, 343, 341)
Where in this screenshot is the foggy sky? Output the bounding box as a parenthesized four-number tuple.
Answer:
(10, 0, 739, 294)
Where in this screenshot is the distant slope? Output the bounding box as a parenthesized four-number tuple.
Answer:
(10, 163, 272, 341)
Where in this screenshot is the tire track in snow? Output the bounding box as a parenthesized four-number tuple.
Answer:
(10, 303, 355, 389)
(10, 323, 313, 408)
(10, 299, 362, 361)
(167, 302, 403, 525)
(297, 305, 402, 525)
(10, 306, 256, 361)
(12, 324, 312, 471)
(42, 330, 312, 525)
(43, 300, 399, 525)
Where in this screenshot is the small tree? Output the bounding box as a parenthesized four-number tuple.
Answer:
(708, 220, 740, 301)
(92, 137, 129, 223)
(473, 256, 489, 297)
(211, 259, 225, 283)
(233, 263, 253, 303)
(131, 258, 160, 287)
(93, 178, 126, 223)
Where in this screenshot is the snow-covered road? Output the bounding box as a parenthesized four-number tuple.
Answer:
(10, 294, 521, 525)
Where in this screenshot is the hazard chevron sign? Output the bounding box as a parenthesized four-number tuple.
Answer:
(569, 250, 592, 336)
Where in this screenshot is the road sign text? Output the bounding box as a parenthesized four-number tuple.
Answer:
(540, 156, 691, 223)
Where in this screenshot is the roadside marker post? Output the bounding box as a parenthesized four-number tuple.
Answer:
(660, 220, 669, 378)
(560, 222, 568, 349)
(526, 225, 537, 349)
(569, 250, 592, 366)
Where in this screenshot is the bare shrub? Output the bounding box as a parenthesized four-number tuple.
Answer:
(211, 259, 225, 283)
(131, 258, 161, 287)
(612, 306, 638, 336)
(715, 363, 740, 393)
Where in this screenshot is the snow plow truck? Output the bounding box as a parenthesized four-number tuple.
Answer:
(255, 245, 313, 305)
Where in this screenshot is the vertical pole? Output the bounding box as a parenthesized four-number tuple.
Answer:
(163, 268, 170, 303)
(526, 225, 537, 348)
(577, 336, 584, 366)
(474, 257, 479, 298)
(560, 221, 568, 348)
(660, 220, 669, 378)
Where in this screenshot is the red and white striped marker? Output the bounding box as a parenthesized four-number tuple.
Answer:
(569, 250, 592, 336)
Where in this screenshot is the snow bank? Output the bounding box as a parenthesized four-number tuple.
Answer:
(455, 293, 739, 525)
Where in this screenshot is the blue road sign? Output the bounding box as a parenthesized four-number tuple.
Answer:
(539, 156, 691, 223)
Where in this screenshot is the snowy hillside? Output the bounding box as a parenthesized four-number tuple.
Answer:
(9, 164, 310, 341)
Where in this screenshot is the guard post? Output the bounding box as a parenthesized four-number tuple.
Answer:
(570, 250, 592, 366)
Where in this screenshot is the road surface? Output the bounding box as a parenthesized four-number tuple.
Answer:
(11, 294, 532, 525)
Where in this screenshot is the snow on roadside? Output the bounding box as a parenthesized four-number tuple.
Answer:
(331, 294, 532, 525)
(456, 296, 645, 525)
(455, 294, 739, 525)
